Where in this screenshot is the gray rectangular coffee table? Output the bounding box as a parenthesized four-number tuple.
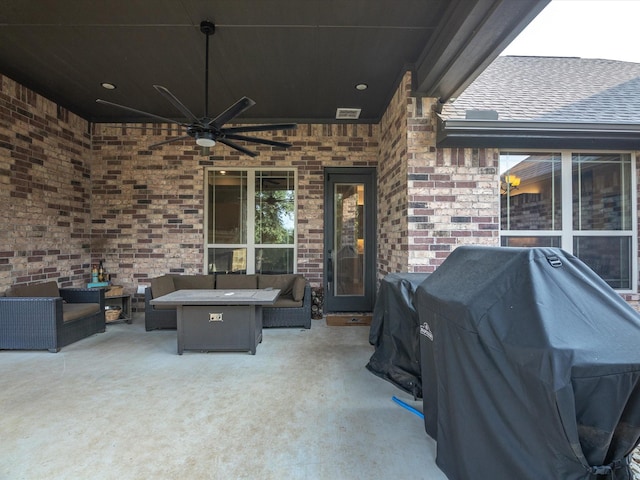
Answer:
(150, 289, 280, 355)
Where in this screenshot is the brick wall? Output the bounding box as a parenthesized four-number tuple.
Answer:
(408, 141, 501, 272)
(3, 72, 639, 313)
(377, 72, 500, 276)
(0, 74, 92, 290)
(92, 123, 378, 310)
(376, 73, 410, 277)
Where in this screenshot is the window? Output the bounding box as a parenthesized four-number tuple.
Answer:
(205, 169, 297, 274)
(500, 152, 636, 291)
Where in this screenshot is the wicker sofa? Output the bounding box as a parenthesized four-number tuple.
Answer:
(145, 273, 311, 331)
(0, 281, 106, 352)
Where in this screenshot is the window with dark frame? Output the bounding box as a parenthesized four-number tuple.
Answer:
(500, 152, 635, 290)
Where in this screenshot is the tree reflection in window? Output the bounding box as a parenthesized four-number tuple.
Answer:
(255, 172, 295, 245)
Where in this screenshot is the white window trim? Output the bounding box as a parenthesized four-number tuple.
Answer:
(499, 150, 637, 293)
(204, 167, 298, 274)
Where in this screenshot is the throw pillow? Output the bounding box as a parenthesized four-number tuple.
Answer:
(292, 276, 306, 301)
(8, 281, 60, 297)
(258, 274, 294, 295)
(173, 274, 215, 290)
(216, 274, 258, 289)
(150, 275, 175, 298)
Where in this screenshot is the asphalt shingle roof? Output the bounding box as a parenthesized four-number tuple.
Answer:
(441, 56, 640, 124)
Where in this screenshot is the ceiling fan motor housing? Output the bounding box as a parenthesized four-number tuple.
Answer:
(200, 21, 215, 36)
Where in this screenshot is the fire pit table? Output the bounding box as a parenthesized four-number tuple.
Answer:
(150, 288, 280, 355)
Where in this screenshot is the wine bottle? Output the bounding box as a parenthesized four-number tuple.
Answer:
(98, 261, 104, 282)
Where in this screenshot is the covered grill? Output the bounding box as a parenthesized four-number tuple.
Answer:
(367, 273, 430, 398)
(416, 246, 640, 480)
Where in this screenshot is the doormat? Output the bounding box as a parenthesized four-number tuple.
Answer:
(326, 313, 372, 326)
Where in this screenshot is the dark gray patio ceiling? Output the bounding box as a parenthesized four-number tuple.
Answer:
(0, 0, 548, 124)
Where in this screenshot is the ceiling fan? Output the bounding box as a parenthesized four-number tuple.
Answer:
(96, 21, 296, 157)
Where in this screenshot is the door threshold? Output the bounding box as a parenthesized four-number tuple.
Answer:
(326, 313, 372, 326)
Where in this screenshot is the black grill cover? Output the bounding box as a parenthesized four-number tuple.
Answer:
(367, 273, 430, 398)
(416, 246, 640, 480)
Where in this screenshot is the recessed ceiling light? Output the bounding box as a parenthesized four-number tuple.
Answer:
(101, 82, 116, 90)
(355, 83, 368, 91)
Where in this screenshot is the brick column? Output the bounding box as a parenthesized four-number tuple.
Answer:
(378, 72, 500, 276)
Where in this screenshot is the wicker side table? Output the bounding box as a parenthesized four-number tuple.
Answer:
(104, 294, 131, 324)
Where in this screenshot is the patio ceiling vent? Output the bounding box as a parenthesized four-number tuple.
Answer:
(336, 108, 361, 120)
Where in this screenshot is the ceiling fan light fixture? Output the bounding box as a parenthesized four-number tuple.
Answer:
(195, 132, 216, 147)
(101, 82, 116, 90)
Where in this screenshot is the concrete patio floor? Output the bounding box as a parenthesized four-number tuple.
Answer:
(1, 313, 444, 480)
(3, 312, 639, 479)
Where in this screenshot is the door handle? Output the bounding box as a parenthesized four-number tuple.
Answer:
(327, 249, 333, 284)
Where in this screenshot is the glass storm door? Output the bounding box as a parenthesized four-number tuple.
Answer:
(324, 168, 376, 313)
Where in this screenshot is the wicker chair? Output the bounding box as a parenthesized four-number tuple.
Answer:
(262, 284, 312, 328)
(144, 286, 177, 331)
(0, 285, 105, 352)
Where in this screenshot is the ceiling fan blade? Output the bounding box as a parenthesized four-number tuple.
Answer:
(96, 99, 187, 126)
(102, 125, 184, 132)
(209, 97, 256, 128)
(153, 85, 201, 124)
(221, 123, 297, 134)
(224, 134, 292, 149)
(217, 138, 258, 157)
(148, 135, 192, 149)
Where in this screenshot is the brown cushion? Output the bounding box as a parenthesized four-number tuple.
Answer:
(264, 297, 303, 308)
(215, 274, 257, 289)
(150, 275, 175, 298)
(292, 276, 306, 302)
(62, 303, 100, 322)
(173, 274, 215, 290)
(8, 281, 60, 298)
(257, 274, 306, 301)
(258, 274, 297, 295)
